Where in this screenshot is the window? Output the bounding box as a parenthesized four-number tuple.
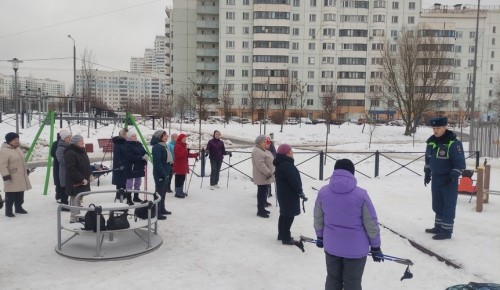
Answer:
(391, 16, 398, 23)
(456, 31, 463, 38)
(322, 57, 335, 64)
(372, 29, 384, 36)
(323, 43, 335, 50)
(308, 43, 316, 50)
(340, 15, 367, 22)
(310, 0, 317, 7)
(243, 0, 250, 5)
(307, 85, 314, 92)
(493, 38, 496, 45)
(469, 45, 475, 53)
(390, 44, 397, 51)
(491, 64, 494, 71)
(226, 55, 235, 62)
(306, 99, 314, 106)
(370, 71, 383, 79)
(453, 87, 460, 94)
(323, 28, 335, 36)
(323, 13, 336, 21)
(308, 71, 315, 78)
(309, 14, 316, 22)
(456, 46, 462, 53)
(371, 57, 383, 65)
(308, 57, 315, 64)
(324, 0, 336, 6)
(322, 71, 335, 78)
(373, 15, 385, 22)
(408, 16, 414, 24)
(370, 99, 380, 107)
(372, 43, 384, 50)
(309, 28, 316, 36)
(493, 26, 496, 33)
(490, 77, 493, 84)
(242, 41, 249, 48)
(242, 55, 249, 63)
(489, 90, 493, 96)
(243, 12, 250, 20)
(242, 70, 249, 77)
(338, 57, 366, 65)
(292, 42, 299, 50)
(293, 14, 300, 21)
(468, 59, 475, 67)
(226, 12, 235, 20)
(373, 0, 385, 8)
(226, 41, 235, 48)
(292, 56, 299, 63)
(293, 0, 300, 6)
(492, 51, 495, 58)
(227, 0, 235, 4)
(470, 31, 476, 38)
(392, 1, 398, 9)
(226, 69, 235, 77)
(409, 2, 415, 9)
(391, 30, 398, 37)
(226, 84, 234, 91)
(226, 26, 235, 34)
(242, 27, 250, 34)
(293, 28, 300, 35)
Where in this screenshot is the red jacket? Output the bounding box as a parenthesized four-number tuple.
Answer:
(173, 141, 198, 174)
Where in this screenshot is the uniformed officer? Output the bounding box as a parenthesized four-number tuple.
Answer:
(424, 117, 466, 240)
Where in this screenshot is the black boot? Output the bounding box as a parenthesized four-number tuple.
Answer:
(425, 226, 440, 234)
(5, 192, 15, 217)
(432, 231, 452, 240)
(133, 192, 142, 203)
(14, 192, 28, 214)
(126, 192, 134, 206)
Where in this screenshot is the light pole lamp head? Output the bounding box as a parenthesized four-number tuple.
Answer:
(10, 58, 22, 71)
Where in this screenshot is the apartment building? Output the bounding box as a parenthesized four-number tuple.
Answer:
(171, 0, 500, 121)
(0, 73, 66, 97)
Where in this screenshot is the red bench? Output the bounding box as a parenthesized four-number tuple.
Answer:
(97, 138, 113, 153)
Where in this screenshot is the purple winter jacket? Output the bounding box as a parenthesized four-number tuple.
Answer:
(313, 169, 381, 258)
(206, 138, 226, 161)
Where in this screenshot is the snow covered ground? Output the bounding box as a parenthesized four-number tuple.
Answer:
(0, 117, 498, 290)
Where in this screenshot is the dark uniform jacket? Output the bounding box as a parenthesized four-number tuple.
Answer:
(425, 130, 466, 180)
(125, 140, 147, 179)
(64, 144, 91, 196)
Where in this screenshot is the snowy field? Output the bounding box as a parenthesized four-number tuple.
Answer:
(0, 117, 498, 290)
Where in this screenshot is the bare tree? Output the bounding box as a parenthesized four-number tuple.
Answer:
(491, 77, 500, 120)
(189, 75, 215, 151)
(243, 91, 259, 124)
(374, 26, 453, 135)
(294, 78, 307, 128)
(321, 85, 339, 161)
(81, 48, 96, 114)
(276, 72, 295, 133)
(174, 90, 191, 131)
(220, 80, 233, 125)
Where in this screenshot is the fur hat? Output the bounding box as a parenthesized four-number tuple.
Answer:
(70, 135, 83, 144)
(277, 144, 292, 155)
(255, 135, 267, 145)
(153, 130, 166, 140)
(127, 130, 137, 140)
(334, 159, 355, 175)
(430, 117, 448, 127)
(119, 128, 129, 138)
(59, 129, 71, 141)
(5, 132, 19, 144)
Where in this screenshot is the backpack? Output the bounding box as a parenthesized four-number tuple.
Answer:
(134, 200, 156, 221)
(84, 204, 106, 232)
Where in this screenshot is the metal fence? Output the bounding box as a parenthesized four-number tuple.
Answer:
(471, 121, 500, 158)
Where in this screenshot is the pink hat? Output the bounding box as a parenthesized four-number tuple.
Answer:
(277, 144, 292, 155)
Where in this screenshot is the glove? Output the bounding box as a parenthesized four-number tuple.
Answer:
(316, 237, 324, 248)
(3, 175, 12, 184)
(118, 165, 125, 171)
(370, 247, 384, 262)
(142, 154, 149, 161)
(446, 175, 455, 185)
(82, 179, 88, 186)
(299, 192, 308, 201)
(424, 175, 431, 186)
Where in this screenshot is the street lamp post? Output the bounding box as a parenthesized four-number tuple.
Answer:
(8, 58, 23, 134)
(264, 68, 270, 135)
(68, 35, 77, 114)
(469, 0, 481, 152)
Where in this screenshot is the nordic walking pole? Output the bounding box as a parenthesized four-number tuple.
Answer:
(186, 158, 198, 195)
(226, 153, 231, 188)
(144, 163, 148, 200)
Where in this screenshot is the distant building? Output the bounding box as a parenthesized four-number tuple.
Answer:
(170, 0, 500, 121)
(0, 73, 66, 98)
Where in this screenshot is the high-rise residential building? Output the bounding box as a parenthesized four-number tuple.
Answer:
(0, 73, 66, 97)
(171, 0, 500, 121)
(75, 70, 168, 114)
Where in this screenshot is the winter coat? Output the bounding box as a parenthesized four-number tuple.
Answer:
(125, 140, 147, 179)
(56, 141, 69, 187)
(173, 141, 197, 175)
(168, 140, 175, 161)
(151, 135, 172, 185)
(0, 142, 32, 193)
(206, 138, 227, 161)
(251, 144, 275, 185)
(273, 154, 302, 217)
(50, 139, 60, 186)
(313, 169, 381, 259)
(425, 130, 466, 180)
(112, 136, 127, 187)
(64, 144, 91, 197)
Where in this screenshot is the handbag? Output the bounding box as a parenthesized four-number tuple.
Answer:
(84, 204, 106, 232)
(107, 210, 130, 230)
(134, 200, 156, 221)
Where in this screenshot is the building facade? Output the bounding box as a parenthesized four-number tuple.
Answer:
(171, 0, 500, 121)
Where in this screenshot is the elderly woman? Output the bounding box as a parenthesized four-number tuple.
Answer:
(251, 135, 275, 218)
(125, 130, 148, 203)
(0, 132, 32, 217)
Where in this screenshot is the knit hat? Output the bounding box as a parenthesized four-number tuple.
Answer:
(430, 117, 448, 127)
(127, 130, 136, 140)
(119, 128, 129, 138)
(334, 159, 355, 175)
(178, 133, 187, 143)
(255, 135, 267, 145)
(59, 129, 71, 141)
(153, 130, 166, 140)
(70, 135, 83, 144)
(277, 143, 292, 155)
(5, 132, 19, 144)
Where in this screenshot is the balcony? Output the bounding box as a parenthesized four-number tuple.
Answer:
(197, 5, 218, 15)
(196, 62, 219, 71)
(196, 34, 219, 43)
(197, 48, 219, 57)
(197, 20, 219, 29)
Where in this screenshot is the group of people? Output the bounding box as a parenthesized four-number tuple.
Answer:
(1, 116, 466, 290)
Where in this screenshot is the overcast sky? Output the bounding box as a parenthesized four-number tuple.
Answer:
(0, 0, 497, 93)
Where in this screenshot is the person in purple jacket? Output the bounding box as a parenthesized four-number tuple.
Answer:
(313, 159, 383, 290)
(206, 130, 231, 190)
